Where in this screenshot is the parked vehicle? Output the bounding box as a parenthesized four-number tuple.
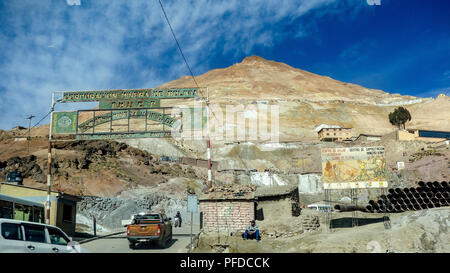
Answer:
(6, 170, 23, 184)
(0, 218, 88, 253)
(307, 204, 333, 212)
(126, 212, 172, 249)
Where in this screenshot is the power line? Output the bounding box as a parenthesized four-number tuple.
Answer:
(0, 110, 52, 156)
(158, 0, 199, 88)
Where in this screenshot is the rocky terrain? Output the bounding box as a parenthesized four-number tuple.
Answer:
(195, 207, 450, 253)
(0, 138, 201, 196)
(160, 56, 450, 141)
(0, 56, 448, 252)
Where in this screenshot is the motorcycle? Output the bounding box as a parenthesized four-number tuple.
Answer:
(174, 216, 181, 227)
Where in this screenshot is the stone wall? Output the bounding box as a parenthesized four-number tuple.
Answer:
(199, 200, 255, 232)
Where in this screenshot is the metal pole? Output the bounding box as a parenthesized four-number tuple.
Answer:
(93, 217, 97, 236)
(46, 93, 55, 225)
(206, 87, 212, 188)
(26, 115, 35, 154)
(190, 211, 193, 250)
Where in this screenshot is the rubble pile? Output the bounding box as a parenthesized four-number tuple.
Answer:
(77, 192, 187, 230)
(203, 184, 257, 199)
(301, 215, 320, 232)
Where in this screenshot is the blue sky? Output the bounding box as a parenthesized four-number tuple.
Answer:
(0, 0, 449, 129)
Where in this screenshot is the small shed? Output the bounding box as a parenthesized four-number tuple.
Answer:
(0, 182, 81, 235)
(199, 185, 256, 233)
(254, 185, 301, 221)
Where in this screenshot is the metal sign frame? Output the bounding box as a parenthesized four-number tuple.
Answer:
(74, 107, 179, 140)
(45, 88, 206, 225)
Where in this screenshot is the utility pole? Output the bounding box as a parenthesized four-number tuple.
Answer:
(26, 115, 35, 154)
(46, 93, 55, 225)
(206, 87, 212, 188)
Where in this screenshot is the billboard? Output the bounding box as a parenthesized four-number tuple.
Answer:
(321, 146, 388, 189)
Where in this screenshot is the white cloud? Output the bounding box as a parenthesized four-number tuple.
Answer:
(0, 0, 357, 129)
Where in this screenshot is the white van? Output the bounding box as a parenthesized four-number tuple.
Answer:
(0, 219, 88, 253)
(307, 204, 333, 212)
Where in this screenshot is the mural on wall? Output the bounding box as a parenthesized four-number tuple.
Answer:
(321, 146, 388, 189)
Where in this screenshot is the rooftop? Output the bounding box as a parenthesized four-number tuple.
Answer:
(0, 182, 82, 201)
(199, 184, 256, 201)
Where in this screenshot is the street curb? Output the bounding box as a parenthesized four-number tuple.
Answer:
(78, 231, 125, 244)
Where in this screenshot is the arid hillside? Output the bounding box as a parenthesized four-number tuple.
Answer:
(160, 56, 450, 141)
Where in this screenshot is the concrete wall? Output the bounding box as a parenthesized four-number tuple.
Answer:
(199, 200, 255, 232)
(398, 130, 447, 142)
(180, 157, 218, 170)
(250, 172, 289, 186)
(298, 174, 323, 194)
(256, 198, 292, 220)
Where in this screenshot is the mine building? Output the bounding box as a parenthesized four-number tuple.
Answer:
(397, 129, 450, 142)
(318, 127, 352, 142)
(0, 182, 81, 236)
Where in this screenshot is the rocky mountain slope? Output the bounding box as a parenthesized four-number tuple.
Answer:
(1, 56, 448, 196)
(161, 56, 450, 141)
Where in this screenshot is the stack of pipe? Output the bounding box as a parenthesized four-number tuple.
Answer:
(365, 181, 450, 213)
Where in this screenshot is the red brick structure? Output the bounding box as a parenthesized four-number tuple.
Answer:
(199, 185, 256, 233)
(199, 201, 255, 232)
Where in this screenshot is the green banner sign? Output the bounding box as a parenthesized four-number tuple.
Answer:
(52, 111, 77, 134)
(76, 131, 172, 140)
(99, 99, 160, 109)
(62, 88, 199, 102)
(78, 110, 177, 132)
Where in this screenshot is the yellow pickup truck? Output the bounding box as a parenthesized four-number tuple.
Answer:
(126, 212, 173, 249)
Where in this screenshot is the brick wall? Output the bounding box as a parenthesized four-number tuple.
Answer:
(200, 200, 255, 232)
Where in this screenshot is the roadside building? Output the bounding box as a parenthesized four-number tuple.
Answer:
(397, 129, 450, 142)
(318, 127, 352, 142)
(0, 182, 81, 235)
(254, 185, 300, 221)
(199, 185, 256, 233)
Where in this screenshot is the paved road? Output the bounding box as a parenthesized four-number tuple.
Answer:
(82, 224, 200, 253)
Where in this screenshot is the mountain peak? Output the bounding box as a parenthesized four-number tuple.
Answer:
(241, 55, 268, 64)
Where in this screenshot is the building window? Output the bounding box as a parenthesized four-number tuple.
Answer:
(62, 204, 73, 222)
(14, 204, 32, 222)
(0, 200, 13, 219)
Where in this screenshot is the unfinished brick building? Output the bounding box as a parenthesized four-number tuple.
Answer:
(199, 185, 256, 233)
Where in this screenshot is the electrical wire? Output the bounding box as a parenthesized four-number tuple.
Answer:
(158, 0, 199, 88)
